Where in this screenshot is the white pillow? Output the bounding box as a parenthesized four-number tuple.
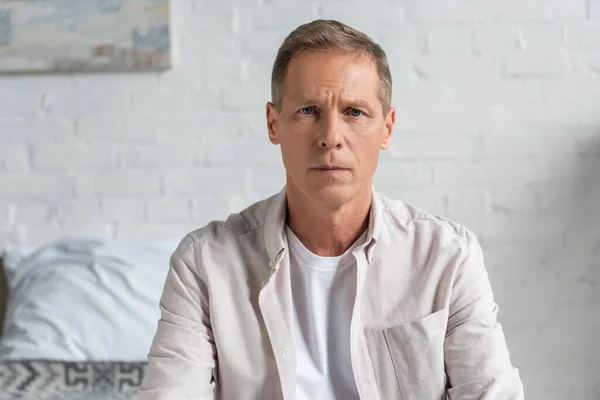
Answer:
(0, 237, 179, 361)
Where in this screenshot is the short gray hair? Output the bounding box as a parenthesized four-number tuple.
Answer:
(271, 19, 393, 114)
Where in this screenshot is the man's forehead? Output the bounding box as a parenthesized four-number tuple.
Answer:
(286, 71, 379, 99)
(284, 79, 379, 104)
(288, 52, 376, 77)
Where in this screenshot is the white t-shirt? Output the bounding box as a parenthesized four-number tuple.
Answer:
(286, 226, 366, 400)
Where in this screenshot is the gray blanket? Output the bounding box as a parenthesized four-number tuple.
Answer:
(0, 360, 146, 400)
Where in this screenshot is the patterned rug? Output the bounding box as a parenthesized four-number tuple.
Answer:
(0, 360, 147, 400)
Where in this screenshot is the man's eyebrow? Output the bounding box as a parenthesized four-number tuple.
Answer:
(294, 96, 374, 109)
(345, 99, 373, 109)
(294, 96, 322, 105)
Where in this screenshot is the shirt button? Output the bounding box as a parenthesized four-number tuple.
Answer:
(280, 350, 287, 357)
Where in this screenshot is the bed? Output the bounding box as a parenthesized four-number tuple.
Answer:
(0, 238, 178, 400)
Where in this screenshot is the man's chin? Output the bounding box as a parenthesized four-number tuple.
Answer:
(310, 183, 357, 208)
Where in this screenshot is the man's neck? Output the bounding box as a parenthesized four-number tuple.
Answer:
(286, 184, 372, 257)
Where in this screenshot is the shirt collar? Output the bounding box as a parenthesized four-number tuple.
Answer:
(264, 185, 383, 268)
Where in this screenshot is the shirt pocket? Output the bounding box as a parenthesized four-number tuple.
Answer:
(365, 307, 449, 400)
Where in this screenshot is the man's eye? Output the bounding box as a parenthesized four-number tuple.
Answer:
(348, 109, 363, 117)
(300, 107, 314, 115)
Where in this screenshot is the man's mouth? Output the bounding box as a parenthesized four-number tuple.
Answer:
(312, 165, 350, 171)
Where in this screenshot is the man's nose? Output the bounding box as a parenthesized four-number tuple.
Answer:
(318, 114, 343, 149)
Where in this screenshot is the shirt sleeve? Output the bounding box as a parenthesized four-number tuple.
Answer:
(444, 229, 525, 399)
(138, 234, 217, 400)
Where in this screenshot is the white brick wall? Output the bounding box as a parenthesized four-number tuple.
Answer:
(0, 0, 599, 398)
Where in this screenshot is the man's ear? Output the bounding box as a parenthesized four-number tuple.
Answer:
(266, 102, 280, 145)
(381, 107, 396, 150)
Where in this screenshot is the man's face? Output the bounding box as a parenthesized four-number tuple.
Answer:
(266, 51, 395, 208)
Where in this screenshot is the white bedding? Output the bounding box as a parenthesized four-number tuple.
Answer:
(0, 237, 179, 361)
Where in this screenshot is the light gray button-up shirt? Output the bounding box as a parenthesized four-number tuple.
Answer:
(139, 186, 524, 399)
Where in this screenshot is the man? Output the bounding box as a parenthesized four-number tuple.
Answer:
(139, 19, 524, 400)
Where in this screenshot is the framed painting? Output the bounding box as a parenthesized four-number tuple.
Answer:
(0, 0, 170, 74)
